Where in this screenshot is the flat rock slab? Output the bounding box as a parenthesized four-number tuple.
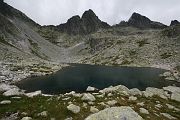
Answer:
(85, 106, 143, 120)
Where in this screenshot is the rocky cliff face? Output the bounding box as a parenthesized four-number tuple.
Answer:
(118, 12, 167, 29)
(58, 9, 110, 35)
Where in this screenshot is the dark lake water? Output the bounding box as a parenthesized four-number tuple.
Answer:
(16, 64, 180, 94)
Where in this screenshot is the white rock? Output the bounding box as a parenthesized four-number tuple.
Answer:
(171, 92, 180, 102)
(155, 104, 162, 108)
(21, 117, 32, 120)
(106, 100, 117, 106)
(139, 108, 149, 114)
(85, 106, 143, 120)
(72, 93, 82, 98)
(67, 104, 80, 114)
(64, 117, 73, 120)
(166, 104, 175, 109)
(26, 90, 42, 97)
(3, 88, 24, 96)
(86, 86, 96, 92)
(37, 111, 48, 117)
(90, 106, 99, 113)
(143, 87, 167, 99)
(160, 113, 177, 120)
(81, 93, 96, 102)
(0, 100, 11, 104)
(0, 83, 17, 92)
(65, 91, 75, 95)
(107, 93, 113, 97)
(137, 102, 144, 106)
(99, 85, 129, 94)
(129, 96, 137, 101)
(163, 86, 180, 93)
(129, 88, 142, 96)
(161, 72, 171, 77)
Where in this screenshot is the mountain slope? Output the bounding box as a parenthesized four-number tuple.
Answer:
(0, 1, 67, 62)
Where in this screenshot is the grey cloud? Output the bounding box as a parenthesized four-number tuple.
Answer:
(4, 0, 180, 25)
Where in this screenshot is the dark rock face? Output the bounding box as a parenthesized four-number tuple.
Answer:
(128, 12, 152, 28)
(58, 9, 110, 35)
(170, 20, 180, 26)
(118, 12, 167, 29)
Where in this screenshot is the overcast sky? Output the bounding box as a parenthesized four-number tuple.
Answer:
(4, 0, 180, 26)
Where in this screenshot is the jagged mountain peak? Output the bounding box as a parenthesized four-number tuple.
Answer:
(117, 12, 167, 29)
(170, 20, 180, 26)
(58, 9, 110, 35)
(82, 9, 97, 19)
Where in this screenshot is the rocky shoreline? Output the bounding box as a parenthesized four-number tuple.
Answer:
(0, 61, 180, 120)
(0, 83, 180, 119)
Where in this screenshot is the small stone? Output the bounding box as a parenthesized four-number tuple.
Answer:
(129, 96, 137, 101)
(86, 86, 96, 92)
(21, 112, 28, 116)
(67, 104, 80, 114)
(90, 106, 99, 113)
(106, 100, 117, 106)
(12, 96, 21, 99)
(155, 104, 162, 108)
(0, 100, 11, 104)
(107, 93, 113, 97)
(21, 117, 32, 120)
(137, 102, 144, 106)
(166, 104, 175, 109)
(81, 93, 96, 102)
(139, 108, 149, 114)
(37, 111, 48, 117)
(64, 117, 72, 120)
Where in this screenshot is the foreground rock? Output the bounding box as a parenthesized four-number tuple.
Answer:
(85, 106, 143, 120)
(67, 104, 80, 114)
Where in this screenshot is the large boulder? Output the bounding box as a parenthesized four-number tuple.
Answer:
(85, 106, 143, 120)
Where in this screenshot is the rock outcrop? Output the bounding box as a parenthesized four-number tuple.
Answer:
(170, 20, 180, 26)
(58, 9, 110, 35)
